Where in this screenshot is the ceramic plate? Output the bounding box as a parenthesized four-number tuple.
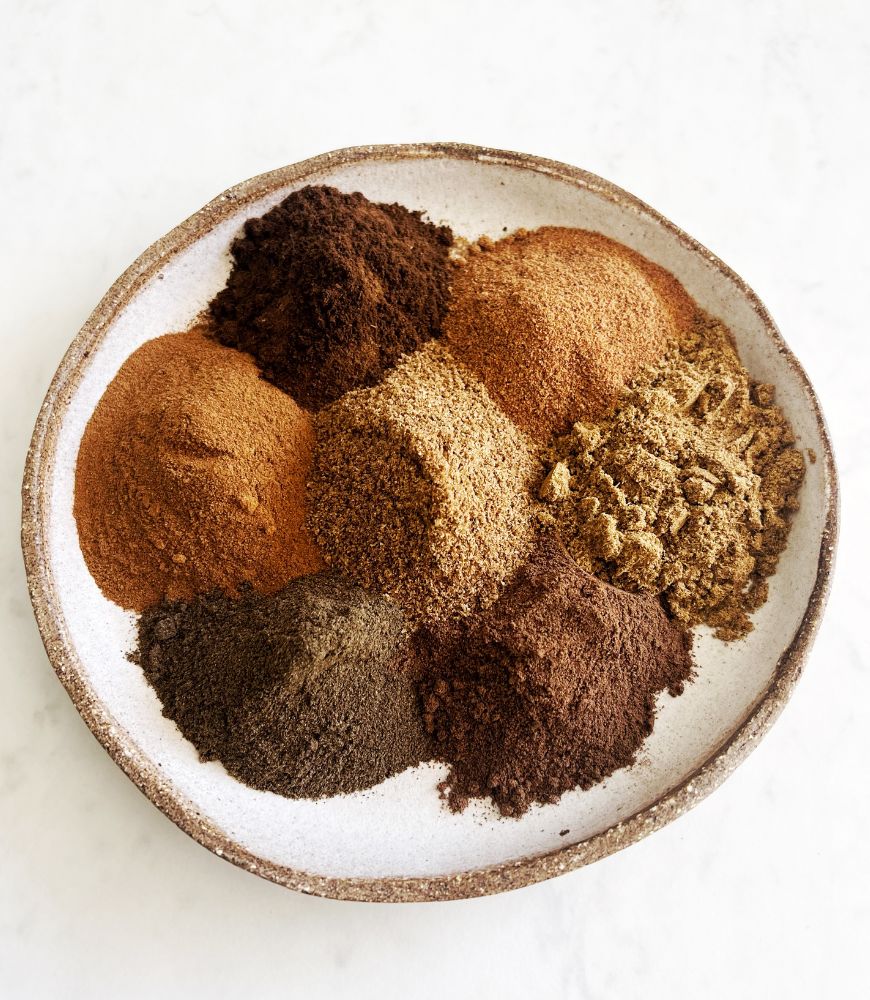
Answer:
(22, 144, 838, 901)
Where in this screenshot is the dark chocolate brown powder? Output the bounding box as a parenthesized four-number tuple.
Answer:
(138, 573, 433, 798)
(210, 185, 454, 410)
(415, 536, 694, 817)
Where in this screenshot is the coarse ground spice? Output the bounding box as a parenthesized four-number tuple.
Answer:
(445, 227, 695, 441)
(416, 536, 693, 817)
(210, 185, 454, 410)
(543, 312, 805, 639)
(307, 342, 540, 624)
(74, 328, 322, 611)
(138, 574, 433, 798)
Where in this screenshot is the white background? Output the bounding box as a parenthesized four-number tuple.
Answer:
(1, 2, 867, 997)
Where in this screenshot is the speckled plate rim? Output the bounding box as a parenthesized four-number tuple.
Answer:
(21, 143, 839, 902)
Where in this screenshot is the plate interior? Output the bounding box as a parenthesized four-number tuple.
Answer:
(44, 154, 828, 880)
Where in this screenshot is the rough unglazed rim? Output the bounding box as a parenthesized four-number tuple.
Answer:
(21, 142, 839, 903)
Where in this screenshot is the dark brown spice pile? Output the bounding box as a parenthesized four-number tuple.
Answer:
(210, 185, 454, 410)
(138, 573, 432, 798)
(415, 537, 694, 816)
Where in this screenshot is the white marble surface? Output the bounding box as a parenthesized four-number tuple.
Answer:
(1, 2, 867, 997)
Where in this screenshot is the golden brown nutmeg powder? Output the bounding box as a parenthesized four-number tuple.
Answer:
(445, 226, 695, 441)
(307, 342, 539, 625)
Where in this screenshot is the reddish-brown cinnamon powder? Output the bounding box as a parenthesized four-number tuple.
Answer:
(74, 328, 322, 611)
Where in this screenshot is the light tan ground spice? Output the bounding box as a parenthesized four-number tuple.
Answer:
(74, 327, 323, 610)
(445, 227, 695, 441)
(542, 313, 805, 639)
(307, 342, 539, 624)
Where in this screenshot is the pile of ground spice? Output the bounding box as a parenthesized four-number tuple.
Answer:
(210, 185, 454, 410)
(138, 573, 433, 798)
(542, 313, 805, 639)
(415, 536, 693, 817)
(74, 328, 322, 611)
(307, 342, 540, 624)
(445, 227, 695, 440)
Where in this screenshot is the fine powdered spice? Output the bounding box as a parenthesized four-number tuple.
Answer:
(210, 185, 454, 410)
(445, 227, 695, 440)
(416, 537, 693, 817)
(138, 574, 432, 798)
(543, 313, 805, 639)
(307, 342, 539, 624)
(74, 328, 322, 611)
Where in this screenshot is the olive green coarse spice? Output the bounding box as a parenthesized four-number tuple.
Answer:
(307, 342, 540, 624)
(542, 313, 805, 639)
(138, 574, 433, 798)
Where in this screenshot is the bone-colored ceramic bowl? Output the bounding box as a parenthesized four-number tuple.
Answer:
(21, 144, 838, 902)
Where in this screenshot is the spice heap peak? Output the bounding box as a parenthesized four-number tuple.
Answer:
(210, 185, 454, 410)
(308, 342, 539, 624)
(74, 328, 322, 611)
(445, 227, 695, 440)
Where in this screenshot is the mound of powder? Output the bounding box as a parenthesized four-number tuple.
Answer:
(138, 574, 433, 798)
(74, 328, 323, 611)
(416, 536, 693, 817)
(210, 185, 454, 410)
(445, 227, 695, 440)
(543, 313, 805, 639)
(307, 342, 539, 624)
